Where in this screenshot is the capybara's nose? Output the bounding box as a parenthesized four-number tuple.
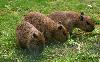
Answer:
(87, 26, 95, 32)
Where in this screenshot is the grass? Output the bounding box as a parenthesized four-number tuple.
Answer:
(0, 0, 100, 62)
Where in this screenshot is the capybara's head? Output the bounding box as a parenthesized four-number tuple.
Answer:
(78, 12, 95, 32)
(28, 31, 46, 56)
(52, 23, 68, 43)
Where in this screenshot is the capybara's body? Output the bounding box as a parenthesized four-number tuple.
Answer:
(23, 12, 68, 44)
(48, 11, 95, 34)
(16, 21, 46, 56)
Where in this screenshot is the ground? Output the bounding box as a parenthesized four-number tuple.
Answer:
(0, 0, 100, 62)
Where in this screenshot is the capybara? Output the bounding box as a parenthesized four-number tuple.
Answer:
(48, 11, 95, 35)
(16, 21, 46, 56)
(23, 12, 68, 44)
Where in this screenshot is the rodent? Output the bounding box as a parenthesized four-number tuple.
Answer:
(16, 21, 46, 56)
(23, 12, 68, 44)
(48, 11, 95, 35)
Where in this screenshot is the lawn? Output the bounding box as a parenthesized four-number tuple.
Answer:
(0, 0, 100, 62)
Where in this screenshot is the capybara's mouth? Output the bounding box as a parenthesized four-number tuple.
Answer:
(86, 26, 95, 32)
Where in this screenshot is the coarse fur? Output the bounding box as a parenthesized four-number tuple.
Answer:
(48, 11, 95, 34)
(23, 12, 68, 44)
(16, 21, 46, 56)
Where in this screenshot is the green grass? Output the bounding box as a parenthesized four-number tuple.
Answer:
(0, 0, 100, 62)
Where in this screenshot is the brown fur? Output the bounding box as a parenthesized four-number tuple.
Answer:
(48, 11, 95, 34)
(23, 12, 68, 44)
(16, 21, 46, 55)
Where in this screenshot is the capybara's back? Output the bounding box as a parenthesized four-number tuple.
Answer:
(23, 12, 68, 44)
(16, 21, 46, 56)
(48, 11, 95, 34)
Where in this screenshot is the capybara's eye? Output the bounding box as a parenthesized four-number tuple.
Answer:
(86, 22, 90, 25)
(33, 33, 38, 38)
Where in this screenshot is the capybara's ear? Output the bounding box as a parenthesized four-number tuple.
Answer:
(58, 21, 62, 24)
(33, 33, 38, 38)
(80, 12, 84, 15)
(80, 12, 84, 21)
(58, 25, 63, 30)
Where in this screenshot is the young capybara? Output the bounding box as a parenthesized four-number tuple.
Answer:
(16, 21, 46, 56)
(23, 12, 68, 44)
(48, 11, 95, 35)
